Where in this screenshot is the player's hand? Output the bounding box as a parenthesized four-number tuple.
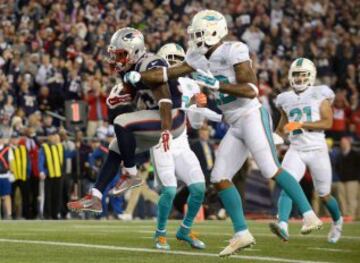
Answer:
(158, 130, 172, 152)
(123, 71, 141, 85)
(284, 122, 303, 133)
(195, 93, 207, 107)
(192, 69, 219, 91)
(106, 94, 132, 109)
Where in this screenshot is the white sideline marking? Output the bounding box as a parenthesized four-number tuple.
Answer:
(0, 238, 331, 263)
(309, 247, 352, 253)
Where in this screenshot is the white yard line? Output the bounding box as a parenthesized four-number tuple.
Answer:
(0, 238, 331, 263)
(308, 247, 352, 253)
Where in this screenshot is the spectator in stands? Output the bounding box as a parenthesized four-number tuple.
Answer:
(335, 137, 360, 220)
(328, 91, 352, 140)
(0, 132, 13, 219)
(84, 79, 108, 137)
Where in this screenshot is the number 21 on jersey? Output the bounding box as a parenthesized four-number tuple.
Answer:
(289, 106, 312, 122)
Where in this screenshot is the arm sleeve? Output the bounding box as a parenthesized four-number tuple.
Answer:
(275, 94, 284, 109)
(228, 42, 251, 66)
(320, 85, 335, 104)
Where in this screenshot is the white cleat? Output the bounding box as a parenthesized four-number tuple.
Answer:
(219, 231, 256, 257)
(301, 213, 323, 235)
(328, 217, 343, 243)
(117, 213, 133, 221)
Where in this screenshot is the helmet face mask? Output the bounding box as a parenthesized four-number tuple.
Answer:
(288, 58, 316, 92)
(107, 48, 131, 72)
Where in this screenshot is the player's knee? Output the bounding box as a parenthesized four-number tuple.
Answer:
(159, 186, 177, 205)
(319, 192, 331, 202)
(188, 182, 206, 202)
(114, 114, 131, 128)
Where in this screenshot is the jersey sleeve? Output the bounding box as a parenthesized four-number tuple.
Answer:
(228, 42, 251, 66)
(319, 85, 335, 104)
(275, 93, 285, 109)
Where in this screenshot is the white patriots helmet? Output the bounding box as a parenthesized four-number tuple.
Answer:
(187, 10, 228, 54)
(288, 58, 317, 92)
(157, 43, 185, 66)
(107, 27, 146, 72)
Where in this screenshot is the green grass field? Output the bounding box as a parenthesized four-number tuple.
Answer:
(0, 220, 359, 263)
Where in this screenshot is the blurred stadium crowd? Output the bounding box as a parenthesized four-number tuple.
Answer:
(0, 0, 359, 220)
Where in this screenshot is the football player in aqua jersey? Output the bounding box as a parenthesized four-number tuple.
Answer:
(151, 43, 224, 250)
(123, 10, 323, 257)
(270, 58, 343, 243)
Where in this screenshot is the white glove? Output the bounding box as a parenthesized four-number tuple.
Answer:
(185, 47, 209, 71)
(157, 130, 172, 152)
(123, 71, 141, 85)
(178, 77, 200, 109)
(192, 69, 220, 90)
(106, 82, 132, 109)
(272, 133, 285, 145)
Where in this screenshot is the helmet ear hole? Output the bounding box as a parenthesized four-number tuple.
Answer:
(212, 31, 217, 36)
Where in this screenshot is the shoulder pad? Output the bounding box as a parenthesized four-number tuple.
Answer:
(136, 54, 168, 72)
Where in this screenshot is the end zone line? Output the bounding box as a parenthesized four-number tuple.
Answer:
(0, 238, 332, 263)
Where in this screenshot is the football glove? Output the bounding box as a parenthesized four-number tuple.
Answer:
(284, 122, 303, 133)
(106, 82, 132, 109)
(192, 69, 220, 91)
(123, 71, 141, 85)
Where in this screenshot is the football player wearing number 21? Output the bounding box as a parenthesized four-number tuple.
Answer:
(271, 58, 343, 244)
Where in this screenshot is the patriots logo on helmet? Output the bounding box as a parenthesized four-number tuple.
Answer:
(123, 31, 143, 42)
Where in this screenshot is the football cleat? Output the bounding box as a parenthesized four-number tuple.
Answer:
(219, 231, 256, 257)
(301, 214, 323, 235)
(117, 213, 133, 221)
(154, 230, 170, 250)
(328, 217, 343, 243)
(108, 174, 143, 196)
(176, 226, 205, 249)
(269, 222, 289, 241)
(67, 194, 102, 213)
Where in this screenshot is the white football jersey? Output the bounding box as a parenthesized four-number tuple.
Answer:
(276, 85, 335, 150)
(187, 41, 261, 124)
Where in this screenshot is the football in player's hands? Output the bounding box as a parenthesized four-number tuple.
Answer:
(106, 82, 135, 109)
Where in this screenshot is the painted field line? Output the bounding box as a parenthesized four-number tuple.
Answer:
(308, 247, 352, 253)
(138, 230, 360, 240)
(0, 238, 331, 263)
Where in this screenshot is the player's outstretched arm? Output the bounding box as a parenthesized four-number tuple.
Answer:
(140, 62, 194, 85)
(151, 83, 173, 131)
(218, 61, 258, 98)
(301, 99, 333, 130)
(275, 108, 289, 138)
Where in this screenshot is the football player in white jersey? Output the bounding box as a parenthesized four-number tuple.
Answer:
(123, 10, 322, 257)
(149, 43, 221, 250)
(270, 58, 343, 243)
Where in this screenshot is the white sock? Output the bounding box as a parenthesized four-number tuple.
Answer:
(279, 221, 288, 232)
(91, 188, 103, 199)
(235, 229, 250, 237)
(303, 210, 316, 219)
(124, 166, 138, 176)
